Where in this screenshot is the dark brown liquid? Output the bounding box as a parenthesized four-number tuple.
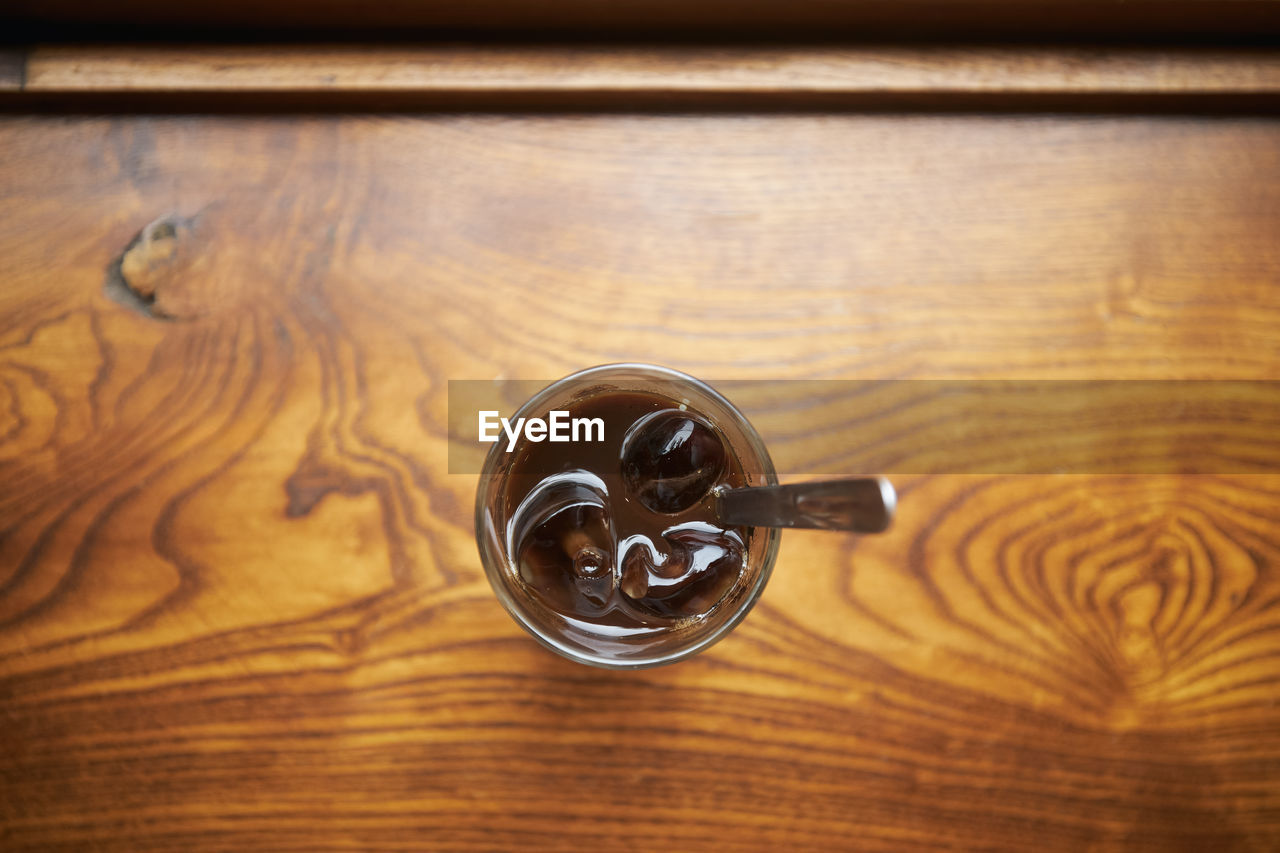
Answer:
(503, 391, 750, 631)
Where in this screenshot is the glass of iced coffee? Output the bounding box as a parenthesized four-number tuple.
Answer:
(475, 364, 781, 668)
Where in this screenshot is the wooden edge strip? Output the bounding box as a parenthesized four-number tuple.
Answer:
(4, 45, 1279, 108)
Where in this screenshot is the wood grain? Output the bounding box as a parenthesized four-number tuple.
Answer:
(1, 113, 1279, 850)
(8, 45, 1280, 110)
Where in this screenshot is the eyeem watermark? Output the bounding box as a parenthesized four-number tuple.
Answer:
(451, 378, 1280, 474)
(479, 410, 605, 453)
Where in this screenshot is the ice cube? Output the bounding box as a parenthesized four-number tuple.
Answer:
(620, 410, 729, 514)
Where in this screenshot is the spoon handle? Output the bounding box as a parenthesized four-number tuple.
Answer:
(716, 477, 896, 533)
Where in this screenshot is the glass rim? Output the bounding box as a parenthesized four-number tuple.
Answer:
(473, 362, 782, 669)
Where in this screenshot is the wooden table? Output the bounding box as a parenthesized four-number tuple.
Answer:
(2, 39, 1279, 851)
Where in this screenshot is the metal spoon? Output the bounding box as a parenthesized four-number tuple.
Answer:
(715, 477, 896, 534)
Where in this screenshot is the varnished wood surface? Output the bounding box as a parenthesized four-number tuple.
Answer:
(4, 45, 1279, 111)
(2, 113, 1280, 850)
